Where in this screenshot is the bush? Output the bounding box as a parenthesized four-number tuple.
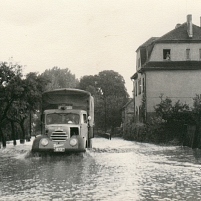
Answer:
(123, 115, 185, 145)
(124, 96, 199, 146)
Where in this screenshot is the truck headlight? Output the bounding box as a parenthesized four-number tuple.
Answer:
(70, 138, 77, 146)
(40, 138, 49, 146)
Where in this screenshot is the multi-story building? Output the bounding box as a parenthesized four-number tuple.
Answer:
(131, 15, 201, 123)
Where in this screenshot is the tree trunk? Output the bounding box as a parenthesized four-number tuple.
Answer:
(0, 127, 6, 148)
(26, 111, 31, 142)
(20, 121, 25, 144)
(11, 121, 17, 146)
(182, 124, 188, 146)
(0, 127, 1, 148)
(192, 126, 198, 149)
(104, 97, 107, 133)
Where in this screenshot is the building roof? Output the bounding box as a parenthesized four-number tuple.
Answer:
(122, 98, 133, 109)
(131, 61, 201, 79)
(137, 22, 201, 51)
(136, 37, 159, 51)
(132, 16, 201, 78)
(131, 72, 138, 80)
(141, 61, 201, 71)
(155, 23, 201, 42)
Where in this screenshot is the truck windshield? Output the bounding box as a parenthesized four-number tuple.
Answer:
(46, 113, 80, 125)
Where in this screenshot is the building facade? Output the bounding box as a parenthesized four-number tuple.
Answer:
(121, 99, 134, 135)
(131, 15, 201, 122)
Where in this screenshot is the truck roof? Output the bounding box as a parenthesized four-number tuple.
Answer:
(43, 88, 91, 97)
(44, 109, 86, 114)
(42, 88, 92, 112)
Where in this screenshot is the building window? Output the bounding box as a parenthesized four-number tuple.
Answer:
(142, 78, 145, 93)
(186, 49, 190, 60)
(138, 79, 141, 95)
(163, 49, 171, 60)
(83, 114, 87, 123)
(199, 49, 201, 60)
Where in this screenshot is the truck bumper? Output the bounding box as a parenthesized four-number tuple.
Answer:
(31, 135, 86, 153)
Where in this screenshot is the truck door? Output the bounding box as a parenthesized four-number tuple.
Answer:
(81, 113, 88, 138)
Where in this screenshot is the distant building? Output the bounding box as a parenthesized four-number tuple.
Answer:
(121, 99, 134, 135)
(131, 15, 201, 123)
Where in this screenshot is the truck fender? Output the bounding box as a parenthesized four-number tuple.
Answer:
(75, 135, 86, 150)
(32, 135, 48, 152)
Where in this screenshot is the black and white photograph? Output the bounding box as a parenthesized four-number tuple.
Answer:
(0, 0, 201, 200)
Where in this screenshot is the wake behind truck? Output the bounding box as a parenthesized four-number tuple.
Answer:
(32, 88, 94, 153)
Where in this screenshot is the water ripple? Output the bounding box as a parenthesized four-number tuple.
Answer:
(0, 138, 201, 200)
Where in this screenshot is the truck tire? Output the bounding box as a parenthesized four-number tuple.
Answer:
(87, 139, 92, 148)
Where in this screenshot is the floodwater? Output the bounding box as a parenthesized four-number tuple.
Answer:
(0, 138, 201, 201)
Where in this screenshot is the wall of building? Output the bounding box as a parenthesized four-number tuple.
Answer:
(150, 43, 201, 61)
(134, 73, 145, 115)
(122, 100, 134, 134)
(136, 50, 141, 71)
(146, 70, 201, 112)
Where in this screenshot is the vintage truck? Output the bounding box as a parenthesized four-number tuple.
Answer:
(31, 88, 94, 153)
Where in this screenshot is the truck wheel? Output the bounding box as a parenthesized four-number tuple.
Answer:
(87, 139, 92, 148)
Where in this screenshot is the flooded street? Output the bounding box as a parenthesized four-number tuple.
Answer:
(0, 137, 201, 201)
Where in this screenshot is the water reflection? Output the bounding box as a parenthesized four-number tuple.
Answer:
(0, 138, 201, 200)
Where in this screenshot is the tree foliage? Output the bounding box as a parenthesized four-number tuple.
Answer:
(79, 70, 129, 133)
(97, 70, 128, 98)
(0, 63, 23, 125)
(0, 63, 49, 146)
(79, 75, 98, 96)
(192, 95, 201, 115)
(149, 94, 201, 148)
(41, 67, 79, 91)
(0, 63, 24, 146)
(154, 95, 191, 124)
(0, 62, 129, 145)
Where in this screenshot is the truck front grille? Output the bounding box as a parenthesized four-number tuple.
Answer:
(50, 132, 68, 141)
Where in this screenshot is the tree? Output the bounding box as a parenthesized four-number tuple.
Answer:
(97, 70, 128, 98)
(191, 95, 201, 148)
(0, 63, 49, 146)
(154, 95, 190, 123)
(97, 71, 129, 133)
(154, 95, 193, 143)
(79, 75, 99, 96)
(41, 67, 79, 91)
(14, 72, 49, 142)
(79, 70, 129, 134)
(0, 62, 23, 147)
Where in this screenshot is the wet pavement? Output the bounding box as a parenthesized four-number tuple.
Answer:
(0, 137, 201, 200)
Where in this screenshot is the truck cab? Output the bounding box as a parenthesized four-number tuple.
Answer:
(45, 108, 88, 142)
(32, 88, 94, 153)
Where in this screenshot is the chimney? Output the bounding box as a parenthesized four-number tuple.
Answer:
(175, 23, 181, 29)
(187, 14, 193, 38)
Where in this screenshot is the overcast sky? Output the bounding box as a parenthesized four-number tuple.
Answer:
(1, 0, 201, 96)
